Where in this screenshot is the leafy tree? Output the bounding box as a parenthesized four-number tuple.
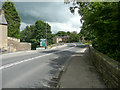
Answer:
(56, 31, 67, 36)
(20, 20, 53, 50)
(2, 1, 21, 38)
(30, 39, 40, 50)
(20, 25, 35, 42)
(69, 31, 79, 42)
(68, 1, 120, 62)
(67, 31, 71, 35)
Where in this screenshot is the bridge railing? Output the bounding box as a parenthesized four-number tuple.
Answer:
(89, 45, 120, 88)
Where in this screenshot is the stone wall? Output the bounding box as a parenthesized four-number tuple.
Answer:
(8, 37, 31, 52)
(17, 42, 31, 51)
(89, 46, 120, 88)
(8, 37, 20, 42)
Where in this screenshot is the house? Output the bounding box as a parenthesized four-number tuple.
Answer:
(0, 9, 8, 51)
(0, 9, 31, 53)
(53, 36, 70, 43)
(53, 36, 63, 43)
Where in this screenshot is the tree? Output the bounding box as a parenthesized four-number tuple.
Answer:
(55, 31, 81, 43)
(69, 31, 79, 42)
(68, 1, 120, 62)
(2, 1, 21, 38)
(56, 31, 67, 36)
(67, 31, 71, 36)
(20, 20, 53, 50)
(20, 25, 35, 42)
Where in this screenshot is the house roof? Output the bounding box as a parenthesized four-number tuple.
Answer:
(0, 9, 7, 25)
(0, 15, 8, 25)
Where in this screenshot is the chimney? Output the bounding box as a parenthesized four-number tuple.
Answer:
(1, 9, 5, 17)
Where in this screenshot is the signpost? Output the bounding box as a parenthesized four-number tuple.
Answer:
(40, 39, 46, 47)
(40, 21, 47, 49)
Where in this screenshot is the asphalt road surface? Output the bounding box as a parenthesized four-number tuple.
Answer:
(0, 43, 87, 88)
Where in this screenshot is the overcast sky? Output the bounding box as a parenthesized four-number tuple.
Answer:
(1, 0, 82, 34)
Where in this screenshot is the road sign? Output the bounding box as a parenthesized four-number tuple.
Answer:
(40, 39, 46, 47)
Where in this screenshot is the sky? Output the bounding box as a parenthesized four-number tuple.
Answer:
(1, 0, 82, 34)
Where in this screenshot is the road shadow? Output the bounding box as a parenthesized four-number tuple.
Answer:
(42, 46, 88, 87)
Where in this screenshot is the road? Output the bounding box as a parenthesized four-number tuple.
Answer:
(0, 43, 87, 88)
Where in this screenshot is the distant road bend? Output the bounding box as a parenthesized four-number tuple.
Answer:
(0, 43, 87, 88)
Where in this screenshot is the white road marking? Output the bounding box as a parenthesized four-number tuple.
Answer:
(76, 48, 87, 53)
(0, 45, 76, 70)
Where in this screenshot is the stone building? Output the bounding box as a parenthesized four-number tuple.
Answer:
(53, 36, 63, 43)
(53, 36, 70, 43)
(0, 9, 8, 51)
(0, 9, 31, 53)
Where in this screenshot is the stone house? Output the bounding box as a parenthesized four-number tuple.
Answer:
(53, 36, 63, 43)
(53, 36, 70, 43)
(0, 9, 31, 53)
(0, 9, 8, 51)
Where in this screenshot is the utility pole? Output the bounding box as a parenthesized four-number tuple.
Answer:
(45, 21, 47, 49)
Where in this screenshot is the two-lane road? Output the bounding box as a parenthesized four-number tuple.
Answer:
(0, 43, 87, 88)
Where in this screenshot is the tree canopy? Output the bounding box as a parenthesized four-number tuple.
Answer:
(55, 31, 67, 36)
(68, 1, 120, 62)
(2, 1, 21, 38)
(20, 20, 53, 50)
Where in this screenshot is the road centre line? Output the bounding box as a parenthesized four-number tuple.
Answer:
(0, 45, 76, 70)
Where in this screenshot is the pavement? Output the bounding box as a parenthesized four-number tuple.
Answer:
(58, 47, 106, 88)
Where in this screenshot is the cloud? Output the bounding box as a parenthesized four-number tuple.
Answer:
(20, 22, 31, 31)
(48, 13, 81, 34)
(15, 2, 75, 23)
(2, 0, 117, 2)
(48, 22, 81, 34)
(13, 2, 82, 33)
(1, 0, 65, 2)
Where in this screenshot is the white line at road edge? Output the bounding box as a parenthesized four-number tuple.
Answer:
(0, 44, 77, 70)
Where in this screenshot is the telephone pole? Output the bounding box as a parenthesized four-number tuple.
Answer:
(45, 21, 47, 49)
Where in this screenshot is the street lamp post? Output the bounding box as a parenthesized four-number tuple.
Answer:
(45, 21, 47, 49)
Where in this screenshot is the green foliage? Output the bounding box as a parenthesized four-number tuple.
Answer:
(30, 39, 40, 50)
(20, 20, 53, 50)
(67, 31, 71, 35)
(2, 1, 21, 38)
(83, 41, 93, 45)
(69, 1, 120, 62)
(69, 31, 79, 42)
(55, 31, 81, 43)
(56, 31, 67, 36)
